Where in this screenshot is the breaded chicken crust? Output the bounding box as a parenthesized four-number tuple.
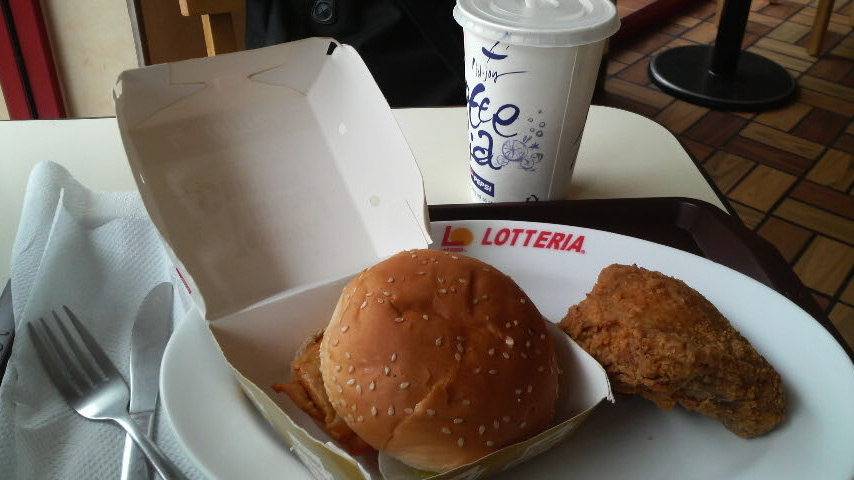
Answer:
(560, 264, 785, 438)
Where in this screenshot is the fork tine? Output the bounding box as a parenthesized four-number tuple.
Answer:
(52, 309, 104, 386)
(60, 305, 119, 380)
(27, 317, 80, 397)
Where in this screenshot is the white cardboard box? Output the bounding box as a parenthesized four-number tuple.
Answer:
(114, 38, 611, 480)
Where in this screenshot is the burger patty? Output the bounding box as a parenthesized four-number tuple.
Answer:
(272, 331, 375, 456)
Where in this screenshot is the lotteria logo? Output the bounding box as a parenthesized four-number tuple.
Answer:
(440, 225, 586, 254)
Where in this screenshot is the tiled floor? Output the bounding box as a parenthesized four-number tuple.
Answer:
(596, 0, 854, 350)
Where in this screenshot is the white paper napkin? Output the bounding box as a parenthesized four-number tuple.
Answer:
(0, 161, 205, 479)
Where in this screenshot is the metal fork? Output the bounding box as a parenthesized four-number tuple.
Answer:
(27, 306, 188, 480)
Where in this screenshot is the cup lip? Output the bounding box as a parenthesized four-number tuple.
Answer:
(453, 0, 620, 47)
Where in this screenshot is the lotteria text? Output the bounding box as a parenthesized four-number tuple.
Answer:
(440, 225, 586, 254)
(482, 227, 586, 253)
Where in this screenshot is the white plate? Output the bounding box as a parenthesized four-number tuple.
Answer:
(161, 220, 854, 479)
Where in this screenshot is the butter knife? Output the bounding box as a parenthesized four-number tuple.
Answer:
(121, 282, 174, 480)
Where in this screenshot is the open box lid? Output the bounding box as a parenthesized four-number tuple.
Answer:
(114, 38, 431, 320)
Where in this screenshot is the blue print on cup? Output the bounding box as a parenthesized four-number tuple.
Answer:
(467, 41, 546, 173)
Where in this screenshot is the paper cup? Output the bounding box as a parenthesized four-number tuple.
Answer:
(454, 0, 620, 203)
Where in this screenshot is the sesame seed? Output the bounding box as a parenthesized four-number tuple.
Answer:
(472, 298, 479, 305)
(337, 385, 343, 393)
(527, 385, 533, 393)
(472, 368, 482, 374)
(513, 320, 520, 326)
(441, 427, 451, 435)
(483, 267, 491, 272)
(345, 352, 352, 359)
(520, 421, 527, 429)
(458, 278, 467, 284)
(357, 416, 364, 422)
(457, 438, 465, 447)
(525, 340, 532, 348)
(438, 288, 447, 294)
(456, 343, 464, 352)
(451, 256, 459, 260)
(540, 333, 547, 340)
(478, 425, 486, 435)
(383, 291, 391, 296)
(388, 406, 396, 416)
(423, 314, 429, 320)
(462, 399, 471, 406)
(388, 277, 395, 283)
(394, 317, 404, 323)
(391, 353, 398, 362)
(493, 421, 500, 429)
(520, 298, 526, 304)
(384, 366, 391, 375)
(369, 381, 376, 391)
(506, 337, 515, 346)
(347, 379, 356, 385)
(435, 337, 443, 346)
(416, 271, 426, 275)
(427, 409, 436, 416)
(502, 352, 510, 359)
(515, 389, 522, 395)
(437, 277, 445, 283)
(450, 286, 457, 293)
(521, 353, 528, 359)
(335, 365, 342, 372)
(453, 418, 464, 424)
(454, 353, 462, 362)
(351, 404, 357, 411)
(360, 301, 368, 309)
(505, 322, 511, 329)
(400, 382, 410, 389)
(341, 325, 349, 333)
(488, 348, 495, 356)
(356, 385, 362, 393)
(366, 292, 373, 297)
(332, 339, 339, 346)
(456, 336, 465, 341)
(377, 298, 385, 304)
(348, 366, 355, 373)
(482, 294, 489, 300)
(488, 369, 497, 374)
(371, 406, 378, 416)
(502, 416, 510, 423)
(404, 407, 414, 414)
(486, 440, 495, 447)
(537, 366, 545, 372)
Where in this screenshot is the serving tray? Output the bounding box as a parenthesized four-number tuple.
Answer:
(428, 197, 853, 361)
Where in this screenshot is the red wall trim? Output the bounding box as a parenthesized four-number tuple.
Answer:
(0, 1, 33, 119)
(10, 0, 65, 118)
(2, 0, 66, 118)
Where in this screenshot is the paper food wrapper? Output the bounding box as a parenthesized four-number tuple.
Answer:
(115, 38, 612, 480)
(210, 276, 612, 480)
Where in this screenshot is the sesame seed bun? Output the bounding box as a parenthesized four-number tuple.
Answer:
(319, 249, 560, 473)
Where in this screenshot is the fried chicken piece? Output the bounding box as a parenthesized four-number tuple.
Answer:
(560, 264, 785, 438)
(272, 331, 375, 456)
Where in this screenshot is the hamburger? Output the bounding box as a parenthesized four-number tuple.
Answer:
(276, 249, 561, 473)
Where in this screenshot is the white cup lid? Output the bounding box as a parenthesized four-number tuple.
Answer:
(454, 0, 620, 47)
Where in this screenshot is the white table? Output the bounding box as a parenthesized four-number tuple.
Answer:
(0, 106, 727, 281)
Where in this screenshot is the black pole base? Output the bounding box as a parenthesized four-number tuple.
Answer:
(649, 45, 797, 112)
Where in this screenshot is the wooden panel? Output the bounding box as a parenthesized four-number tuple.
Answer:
(139, 0, 207, 64)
